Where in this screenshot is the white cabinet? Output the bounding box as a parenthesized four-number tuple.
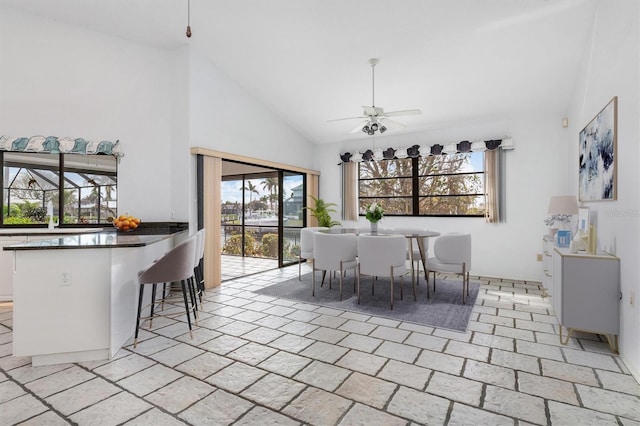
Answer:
(11, 235, 176, 366)
(0, 237, 23, 301)
(1, 231, 102, 301)
(552, 247, 620, 352)
(541, 235, 554, 297)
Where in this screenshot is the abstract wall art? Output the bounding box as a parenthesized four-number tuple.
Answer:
(579, 96, 617, 201)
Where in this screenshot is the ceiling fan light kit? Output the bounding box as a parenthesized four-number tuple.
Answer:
(329, 58, 421, 135)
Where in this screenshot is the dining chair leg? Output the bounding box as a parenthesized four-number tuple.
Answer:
(423, 265, 430, 299)
(390, 268, 394, 310)
(339, 261, 344, 301)
(357, 264, 361, 304)
(466, 271, 470, 296)
(312, 266, 316, 296)
(462, 263, 467, 305)
(353, 266, 357, 293)
(298, 255, 302, 280)
(371, 277, 375, 295)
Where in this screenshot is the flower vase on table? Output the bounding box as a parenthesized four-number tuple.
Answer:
(365, 202, 384, 234)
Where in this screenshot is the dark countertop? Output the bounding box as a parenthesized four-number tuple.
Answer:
(0, 222, 188, 238)
(2, 222, 189, 251)
(3, 231, 187, 251)
(0, 228, 104, 237)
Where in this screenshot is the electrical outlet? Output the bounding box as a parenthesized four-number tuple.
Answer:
(61, 272, 71, 286)
(631, 291, 635, 306)
(536, 253, 543, 262)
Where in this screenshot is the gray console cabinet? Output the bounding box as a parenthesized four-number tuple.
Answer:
(552, 247, 620, 352)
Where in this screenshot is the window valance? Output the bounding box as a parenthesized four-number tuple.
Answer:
(0, 135, 123, 157)
(339, 137, 513, 163)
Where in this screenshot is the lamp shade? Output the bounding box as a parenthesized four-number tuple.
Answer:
(547, 195, 579, 215)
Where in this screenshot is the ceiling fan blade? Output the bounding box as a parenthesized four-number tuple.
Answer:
(350, 120, 369, 133)
(379, 117, 406, 129)
(383, 109, 422, 117)
(327, 116, 366, 122)
(362, 106, 384, 116)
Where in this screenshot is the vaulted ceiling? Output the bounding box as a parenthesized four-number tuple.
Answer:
(0, 0, 598, 144)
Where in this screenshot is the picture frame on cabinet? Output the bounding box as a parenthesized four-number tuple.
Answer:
(578, 207, 590, 234)
(578, 96, 617, 201)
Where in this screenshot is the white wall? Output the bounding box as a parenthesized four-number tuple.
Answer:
(0, 9, 176, 221)
(314, 111, 568, 281)
(0, 9, 316, 228)
(566, 0, 640, 380)
(187, 51, 316, 170)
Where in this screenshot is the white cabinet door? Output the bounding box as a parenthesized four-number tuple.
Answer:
(1, 237, 24, 301)
(542, 237, 554, 296)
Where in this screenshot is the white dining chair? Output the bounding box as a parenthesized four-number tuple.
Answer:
(426, 233, 472, 304)
(298, 226, 328, 280)
(389, 227, 430, 289)
(357, 234, 410, 309)
(312, 232, 358, 300)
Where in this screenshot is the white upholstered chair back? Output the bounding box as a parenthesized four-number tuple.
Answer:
(357, 234, 409, 309)
(427, 233, 472, 304)
(357, 234, 407, 277)
(313, 233, 358, 272)
(311, 232, 358, 300)
(299, 226, 328, 279)
(433, 233, 471, 270)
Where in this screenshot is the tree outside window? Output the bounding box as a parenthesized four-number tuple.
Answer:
(358, 152, 485, 217)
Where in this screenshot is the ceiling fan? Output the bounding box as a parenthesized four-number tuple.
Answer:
(329, 58, 421, 135)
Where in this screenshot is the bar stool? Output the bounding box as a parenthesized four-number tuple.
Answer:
(193, 228, 206, 303)
(134, 236, 198, 347)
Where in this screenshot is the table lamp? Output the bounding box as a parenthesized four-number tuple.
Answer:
(547, 195, 579, 246)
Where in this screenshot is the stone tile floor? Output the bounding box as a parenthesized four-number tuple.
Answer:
(1, 264, 639, 425)
(221, 255, 279, 282)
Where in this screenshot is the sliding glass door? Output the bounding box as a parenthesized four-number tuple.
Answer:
(281, 171, 305, 267)
(219, 161, 306, 275)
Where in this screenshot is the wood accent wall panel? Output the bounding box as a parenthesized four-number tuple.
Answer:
(203, 156, 222, 288)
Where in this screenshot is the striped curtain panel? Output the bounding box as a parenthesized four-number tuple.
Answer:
(342, 162, 358, 221)
(484, 149, 504, 223)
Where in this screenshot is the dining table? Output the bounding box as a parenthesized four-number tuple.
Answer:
(319, 227, 441, 297)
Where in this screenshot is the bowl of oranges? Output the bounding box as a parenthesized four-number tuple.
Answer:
(112, 214, 141, 232)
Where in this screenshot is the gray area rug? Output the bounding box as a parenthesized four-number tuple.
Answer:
(253, 272, 480, 332)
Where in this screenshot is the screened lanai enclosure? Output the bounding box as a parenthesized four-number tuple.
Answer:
(1, 152, 117, 226)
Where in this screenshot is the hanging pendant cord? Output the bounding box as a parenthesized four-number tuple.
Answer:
(186, 0, 192, 38)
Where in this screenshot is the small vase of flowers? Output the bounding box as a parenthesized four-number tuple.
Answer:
(365, 202, 384, 233)
(544, 213, 572, 236)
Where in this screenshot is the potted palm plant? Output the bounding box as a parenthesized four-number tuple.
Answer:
(304, 195, 340, 228)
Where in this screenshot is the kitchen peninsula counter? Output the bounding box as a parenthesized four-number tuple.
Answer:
(5, 226, 188, 366)
(4, 231, 177, 250)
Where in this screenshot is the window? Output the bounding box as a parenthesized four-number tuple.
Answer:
(2, 152, 117, 226)
(358, 152, 485, 217)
